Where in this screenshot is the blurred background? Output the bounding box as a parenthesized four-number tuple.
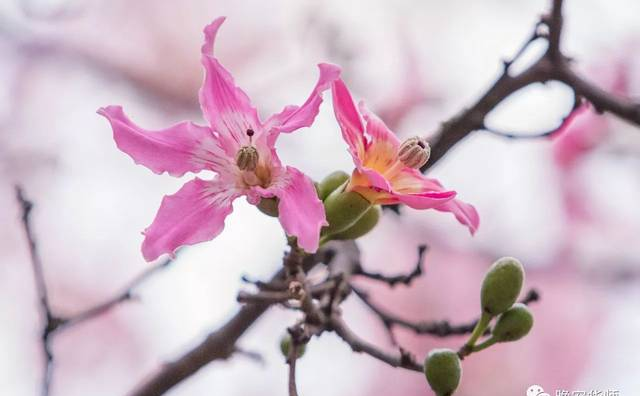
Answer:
(2, 0, 640, 395)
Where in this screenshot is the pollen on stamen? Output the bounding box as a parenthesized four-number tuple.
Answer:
(246, 128, 255, 137)
(236, 145, 259, 171)
(398, 136, 431, 169)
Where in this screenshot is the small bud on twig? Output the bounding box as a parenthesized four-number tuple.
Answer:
(424, 348, 462, 396)
(481, 257, 525, 316)
(491, 303, 534, 342)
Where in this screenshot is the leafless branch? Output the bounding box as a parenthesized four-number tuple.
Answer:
(129, 245, 337, 396)
(24, 0, 640, 394)
(16, 186, 57, 396)
(330, 316, 422, 372)
(15, 185, 177, 396)
(354, 245, 427, 287)
(424, 0, 640, 172)
(483, 95, 583, 139)
(352, 286, 540, 338)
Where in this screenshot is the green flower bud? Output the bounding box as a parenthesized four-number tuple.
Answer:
(424, 349, 462, 396)
(280, 335, 306, 359)
(481, 257, 524, 316)
(257, 197, 279, 217)
(322, 188, 372, 237)
(491, 303, 534, 342)
(331, 205, 381, 240)
(317, 171, 350, 201)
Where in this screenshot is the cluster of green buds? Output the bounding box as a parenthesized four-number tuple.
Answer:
(318, 171, 380, 242)
(259, 170, 380, 244)
(423, 257, 534, 396)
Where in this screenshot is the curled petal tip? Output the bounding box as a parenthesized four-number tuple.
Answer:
(202, 16, 227, 55)
(318, 62, 342, 77)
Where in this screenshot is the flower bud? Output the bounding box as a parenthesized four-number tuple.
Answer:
(317, 171, 350, 201)
(280, 334, 306, 359)
(424, 349, 462, 396)
(322, 188, 372, 237)
(399, 137, 430, 169)
(235, 145, 259, 171)
(257, 197, 279, 217)
(491, 303, 534, 342)
(481, 257, 525, 316)
(331, 205, 381, 240)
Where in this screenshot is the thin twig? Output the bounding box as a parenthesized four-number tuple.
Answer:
(483, 96, 584, 139)
(288, 348, 299, 396)
(60, 257, 174, 328)
(352, 286, 540, 338)
(15, 185, 57, 396)
(330, 316, 422, 372)
(129, 244, 339, 396)
(16, 185, 178, 396)
(354, 245, 427, 287)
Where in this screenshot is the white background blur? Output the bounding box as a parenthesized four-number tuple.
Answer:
(1, 0, 640, 395)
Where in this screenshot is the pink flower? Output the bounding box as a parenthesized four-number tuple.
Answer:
(330, 78, 479, 234)
(99, 17, 340, 261)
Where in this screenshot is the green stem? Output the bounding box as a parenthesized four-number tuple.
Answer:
(319, 235, 332, 247)
(465, 311, 492, 349)
(471, 337, 497, 353)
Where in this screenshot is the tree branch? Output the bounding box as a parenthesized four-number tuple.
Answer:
(15, 185, 178, 396)
(423, 0, 639, 172)
(128, 245, 338, 396)
(16, 186, 57, 396)
(354, 245, 427, 287)
(352, 286, 540, 338)
(330, 316, 422, 372)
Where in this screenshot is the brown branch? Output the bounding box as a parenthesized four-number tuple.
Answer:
(423, 0, 639, 172)
(352, 286, 540, 338)
(288, 348, 299, 396)
(483, 95, 583, 139)
(556, 66, 640, 123)
(128, 245, 337, 396)
(16, 186, 58, 396)
(59, 257, 174, 328)
(15, 185, 178, 396)
(354, 245, 427, 287)
(330, 316, 422, 372)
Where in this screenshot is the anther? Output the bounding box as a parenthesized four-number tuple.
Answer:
(398, 136, 431, 169)
(235, 145, 259, 171)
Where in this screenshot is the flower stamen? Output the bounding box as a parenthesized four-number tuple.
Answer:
(236, 145, 259, 171)
(398, 136, 431, 169)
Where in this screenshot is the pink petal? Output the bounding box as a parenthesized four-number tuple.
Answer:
(331, 78, 366, 161)
(256, 167, 327, 253)
(419, 176, 480, 234)
(359, 101, 401, 150)
(392, 190, 457, 209)
(200, 17, 262, 156)
(98, 106, 219, 177)
(389, 169, 479, 233)
(357, 101, 403, 176)
(356, 167, 393, 192)
(141, 177, 238, 261)
(265, 63, 341, 139)
(434, 198, 480, 235)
